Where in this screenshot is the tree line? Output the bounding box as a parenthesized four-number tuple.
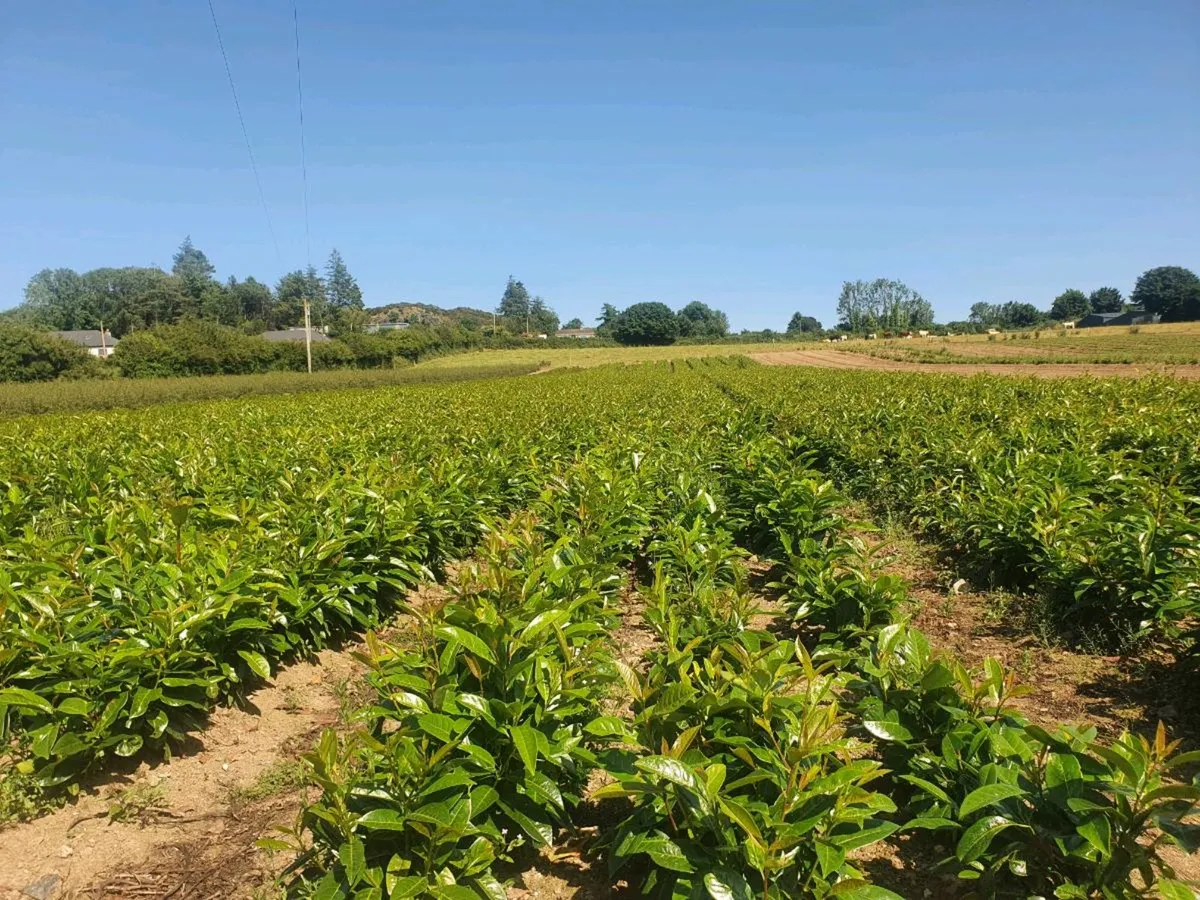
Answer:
(966, 266, 1199, 331)
(11, 237, 366, 337)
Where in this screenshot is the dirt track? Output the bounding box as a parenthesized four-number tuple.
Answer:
(750, 349, 1200, 379)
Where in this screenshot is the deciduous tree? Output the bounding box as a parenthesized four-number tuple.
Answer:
(610, 302, 678, 345)
(676, 301, 729, 338)
(786, 312, 821, 333)
(1131, 266, 1200, 322)
(1050, 289, 1090, 321)
(1088, 286, 1123, 313)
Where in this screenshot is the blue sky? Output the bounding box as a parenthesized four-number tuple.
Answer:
(2, 1, 1196, 330)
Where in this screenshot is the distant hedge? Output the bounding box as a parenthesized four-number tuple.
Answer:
(0, 326, 100, 382)
(1, 320, 623, 382)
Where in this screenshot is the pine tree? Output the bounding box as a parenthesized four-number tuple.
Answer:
(171, 236, 216, 298)
(325, 249, 363, 309)
(497, 277, 531, 332)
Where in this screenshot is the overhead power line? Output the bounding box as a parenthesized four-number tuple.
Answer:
(292, 0, 311, 267)
(205, 0, 281, 264)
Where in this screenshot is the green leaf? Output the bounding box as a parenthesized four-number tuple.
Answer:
(524, 770, 564, 811)
(128, 687, 160, 721)
(473, 873, 507, 900)
(0, 688, 54, 714)
(827, 882, 906, 899)
(430, 886, 481, 900)
(312, 871, 347, 900)
(496, 799, 552, 846)
(862, 720, 914, 742)
(717, 796, 764, 846)
(901, 817, 957, 831)
(703, 870, 753, 900)
(237, 650, 272, 680)
(645, 834, 694, 873)
(339, 837, 366, 887)
(898, 774, 952, 805)
(815, 839, 845, 877)
(435, 625, 497, 664)
(509, 724, 540, 776)
(358, 809, 408, 831)
(409, 800, 469, 834)
(1157, 879, 1199, 900)
(114, 734, 143, 757)
(959, 783, 1025, 817)
(1077, 814, 1111, 857)
(56, 698, 91, 717)
(417, 713, 460, 744)
(584, 716, 633, 738)
(636, 756, 700, 792)
(828, 821, 898, 852)
(386, 858, 423, 897)
(956, 815, 1016, 864)
(620, 831, 694, 873)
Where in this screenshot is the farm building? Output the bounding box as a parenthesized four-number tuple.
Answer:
(53, 329, 118, 358)
(556, 327, 597, 339)
(365, 322, 410, 334)
(260, 328, 332, 343)
(1077, 310, 1161, 328)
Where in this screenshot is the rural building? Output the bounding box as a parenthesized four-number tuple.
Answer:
(555, 328, 597, 339)
(260, 328, 332, 343)
(54, 329, 118, 358)
(365, 322, 410, 334)
(1077, 309, 1161, 328)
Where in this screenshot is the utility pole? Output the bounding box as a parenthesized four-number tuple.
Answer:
(99, 319, 107, 358)
(303, 297, 313, 374)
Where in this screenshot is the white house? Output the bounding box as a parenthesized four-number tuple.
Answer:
(54, 330, 118, 358)
(260, 328, 332, 343)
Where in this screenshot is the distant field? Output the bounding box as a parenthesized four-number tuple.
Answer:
(418, 340, 809, 370)
(841, 322, 1200, 366)
(0, 362, 540, 417)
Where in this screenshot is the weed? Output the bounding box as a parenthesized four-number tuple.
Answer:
(106, 781, 169, 824)
(227, 760, 308, 807)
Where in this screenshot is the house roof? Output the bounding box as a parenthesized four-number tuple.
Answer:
(260, 329, 332, 343)
(53, 330, 118, 348)
(555, 328, 597, 337)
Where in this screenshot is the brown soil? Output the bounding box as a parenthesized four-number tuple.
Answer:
(751, 349, 1200, 379)
(0, 647, 363, 900)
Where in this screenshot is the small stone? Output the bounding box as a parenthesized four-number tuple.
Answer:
(57, 845, 72, 858)
(21, 874, 61, 900)
(222, 763, 230, 772)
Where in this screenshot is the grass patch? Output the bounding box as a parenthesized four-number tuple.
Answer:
(227, 760, 308, 807)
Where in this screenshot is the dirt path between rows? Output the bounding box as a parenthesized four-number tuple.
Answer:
(0, 647, 363, 900)
(751, 349, 1200, 379)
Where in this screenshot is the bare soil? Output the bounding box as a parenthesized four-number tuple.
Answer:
(751, 348, 1200, 379)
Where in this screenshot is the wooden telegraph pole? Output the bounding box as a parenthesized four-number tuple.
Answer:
(303, 297, 313, 373)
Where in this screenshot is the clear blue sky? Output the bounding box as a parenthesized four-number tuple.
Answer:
(2, 1, 1197, 330)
